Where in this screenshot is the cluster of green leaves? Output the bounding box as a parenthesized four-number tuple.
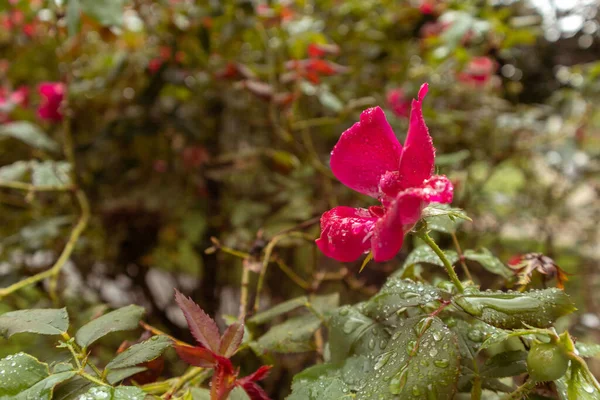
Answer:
(286, 271, 599, 399)
(0, 306, 171, 399)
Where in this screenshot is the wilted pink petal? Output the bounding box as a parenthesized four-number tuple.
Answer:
(397, 83, 435, 190)
(316, 206, 378, 262)
(330, 106, 402, 198)
(37, 82, 65, 122)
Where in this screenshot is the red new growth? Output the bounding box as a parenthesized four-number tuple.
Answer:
(174, 290, 272, 400)
(316, 83, 454, 263)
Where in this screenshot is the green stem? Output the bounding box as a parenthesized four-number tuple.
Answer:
(418, 231, 464, 293)
(239, 263, 251, 319)
(451, 232, 473, 282)
(162, 367, 209, 399)
(502, 379, 536, 400)
(471, 358, 482, 400)
(79, 370, 109, 387)
(0, 181, 73, 192)
(0, 189, 90, 299)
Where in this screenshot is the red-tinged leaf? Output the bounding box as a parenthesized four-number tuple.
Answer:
(212, 364, 236, 400)
(240, 381, 271, 400)
(219, 322, 244, 357)
(174, 344, 217, 368)
(237, 366, 272, 385)
(214, 353, 235, 376)
(174, 290, 221, 352)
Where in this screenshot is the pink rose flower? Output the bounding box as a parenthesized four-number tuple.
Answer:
(316, 83, 453, 262)
(37, 82, 65, 122)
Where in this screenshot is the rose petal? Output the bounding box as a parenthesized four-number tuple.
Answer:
(371, 195, 422, 262)
(316, 206, 378, 262)
(330, 107, 402, 198)
(397, 83, 435, 190)
(370, 175, 453, 262)
(397, 175, 454, 206)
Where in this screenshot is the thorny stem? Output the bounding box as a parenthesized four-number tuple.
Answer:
(239, 259, 252, 319)
(502, 379, 536, 400)
(273, 257, 311, 290)
(139, 321, 191, 347)
(418, 231, 465, 293)
(253, 231, 313, 313)
(451, 232, 473, 282)
(61, 332, 105, 382)
(0, 189, 90, 299)
(79, 370, 110, 387)
(162, 367, 210, 399)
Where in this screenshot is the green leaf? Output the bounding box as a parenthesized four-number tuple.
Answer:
(53, 377, 93, 400)
(75, 305, 145, 348)
(463, 249, 513, 279)
(106, 335, 171, 370)
(288, 374, 351, 400)
(248, 296, 308, 325)
(0, 161, 29, 181)
(454, 288, 576, 329)
(0, 353, 49, 397)
(250, 314, 321, 354)
(0, 160, 72, 188)
(80, 0, 125, 27)
(359, 316, 460, 399)
(0, 308, 69, 338)
(31, 161, 72, 187)
(289, 316, 461, 399)
(397, 245, 459, 274)
(76, 385, 146, 400)
(480, 350, 527, 378)
(0, 122, 59, 151)
(362, 278, 443, 324)
(555, 357, 600, 400)
(0, 353, 75, 400)
(576, 342, 600, 359)
(188, 388, 211, 400)
(318, 90, 343, 112)
(311, 293, 340, 315)
(422, 204, 470, 234)
(328, 304, 376, 362)
(422, 204, 471, 223)
(106, 367, 147, 385)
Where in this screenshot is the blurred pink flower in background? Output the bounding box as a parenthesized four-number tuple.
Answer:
(0, 86, 29, 124)
(37, 82, 65, 122)
(386, 88, 411, 119)
(457, 56, 498, 86)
